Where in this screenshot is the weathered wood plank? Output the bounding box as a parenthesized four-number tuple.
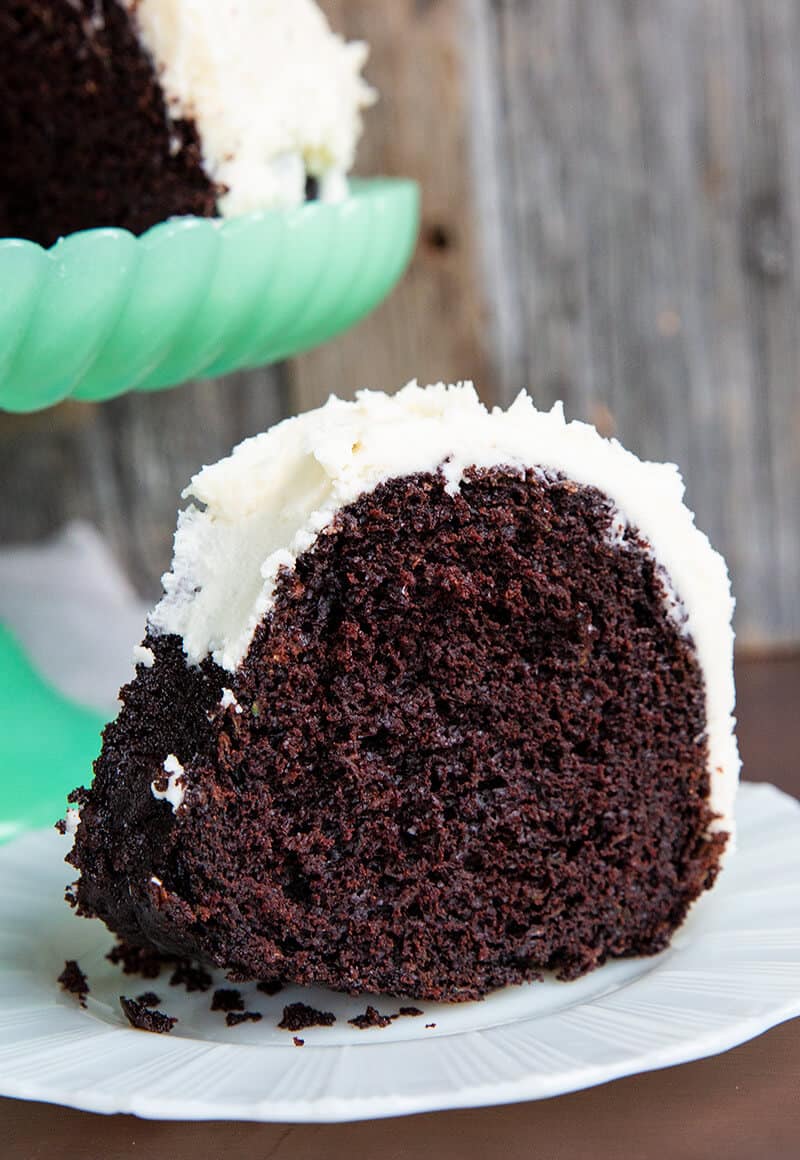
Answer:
(467, 0, 800, 645)
(289, 0, 492, 412)
(0, 369, 287, 598)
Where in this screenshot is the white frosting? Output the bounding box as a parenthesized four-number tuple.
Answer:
(64, 807, 81, 837)
(151, 754, 186, 813)
(125, 0, 376, 216)
(150, 381, 739, 834)
(60, 807, 83, 853)
(220, 687, 243, 714)
(61, 807, 82, 852)
(132, 644, 155, 669)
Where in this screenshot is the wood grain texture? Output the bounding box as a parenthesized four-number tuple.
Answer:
(290, 0, 492, 411)
(466, 0, 800, 645)
(0, 370, 288, 599)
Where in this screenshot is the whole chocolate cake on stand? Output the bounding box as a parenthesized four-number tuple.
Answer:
(1, 0, 375, 245)
(0, 1, 418, 410)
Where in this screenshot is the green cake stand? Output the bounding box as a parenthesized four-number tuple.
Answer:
(0, 178, 419, 412)
(0, 627, 106, 844)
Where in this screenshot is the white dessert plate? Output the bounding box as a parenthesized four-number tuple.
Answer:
(0, 781, 798, 1123)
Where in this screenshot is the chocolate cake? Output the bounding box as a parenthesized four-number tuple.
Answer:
(58, 960, 89, 1006)
(226, 1011, 261, 1028)
(64, 383, 740, 1002)
(120, 996, 176, 1034)
(278, 1003, 336, 1032)
(349, 1007, 394, 1030)
(0, 1, 375, 246)
(211, 988, 245, 1014)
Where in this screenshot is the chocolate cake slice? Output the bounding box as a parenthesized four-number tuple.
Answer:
(65, 382, 740, 1001)
(0, 1, 375, 246)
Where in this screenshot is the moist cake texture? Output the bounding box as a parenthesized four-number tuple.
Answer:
(0, 0, 374, 246)
(65, 383, 739, 1001)
(120, 996, 176, 1033)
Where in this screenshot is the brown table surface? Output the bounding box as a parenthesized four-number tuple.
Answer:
(5, 655, 800, 1160)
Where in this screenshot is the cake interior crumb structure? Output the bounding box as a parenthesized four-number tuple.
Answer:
(65, 383, 740, 1002)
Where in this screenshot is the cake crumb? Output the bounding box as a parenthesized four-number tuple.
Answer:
(278, 1002, 336, 1031)
(398, 1006, 424, 1017)
(107, 939, 173, 979)
(425, 1023, 437, 1029)
(226, 1011, 262, 1027)
(348, 1005, 393, 1030)
(256, 978, 284, 996)
(170, 961, 213, 992)
(136, 991, 161, 1008)
(211, 988, 245, 1013)
(293, 1036, 305, 1047)
(120, 996, 177, 1034)
(58, 960, 89, 1007)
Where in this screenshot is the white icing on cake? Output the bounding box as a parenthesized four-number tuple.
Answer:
(151, 754, 186, 813)
(132, 644, 155, 669)
(125, 0, 376, 216)
(220, 687, 243, 714)
(150, 381, 740, 835)
(64, 807, 81, 837)
(61, 807, 82, 852)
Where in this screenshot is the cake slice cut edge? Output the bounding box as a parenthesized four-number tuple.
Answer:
(64, 381, 740, 1002)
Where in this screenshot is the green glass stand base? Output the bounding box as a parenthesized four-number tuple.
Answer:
(0, 627, 105, 843)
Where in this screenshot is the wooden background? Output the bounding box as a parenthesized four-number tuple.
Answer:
(1, 0, 798, 647)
